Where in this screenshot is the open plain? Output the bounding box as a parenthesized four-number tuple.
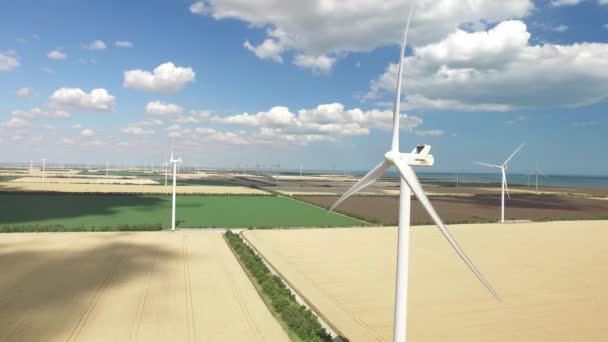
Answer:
(296, 194, 608, 225)
(244, 221, 608, 341)
(0, 182, 267, 195)
(0, 231, 289, 342)
(0, 193, 360, 230)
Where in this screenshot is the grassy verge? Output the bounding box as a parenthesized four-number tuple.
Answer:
(224, 231, 331, 342)
(0, 224, 162, 233)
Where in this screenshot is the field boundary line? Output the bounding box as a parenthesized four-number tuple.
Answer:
(277, 194, 372, 226)
(216, 234, 266, 341)
(239, 231, 348, 341)
(222, 234, 303, 341)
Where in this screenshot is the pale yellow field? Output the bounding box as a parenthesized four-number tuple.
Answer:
(0, 182, 269, 195)
(0, 231, 289, 342)
(274, 175, 359, 182)
(244, 221, 608, 342)
(11, 177, 159, 185)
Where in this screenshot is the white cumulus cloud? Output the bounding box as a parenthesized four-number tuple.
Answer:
(114, 40, 133, 48)
(47, 50, 67, 60)
(80, 129, 95, 137)
(190, 1, 210, 15)
(11, 107, 71, 119)
(123, 62, 196, 93)
(2, 117, 30, 128)
(191, 0, 533, 72)
(0, 51, 20, 71)
(122, 126, 155, 136)
(551, 0, 583, 6)
(86, 40, 107, 50)
(210, 103, 423, 144)
(49, 88, 115, 112)
(415, 129, 444, 136)
(145, 101, 183, 117)
(16, 87, 34, 97)
(366, 20, 608, 111)
(293, 54, 336, 74)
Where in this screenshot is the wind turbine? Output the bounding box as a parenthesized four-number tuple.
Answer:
(169, 145, 182, 231)
(41, 158, 46, 182)
(329, 8, 499, 342)
(530, 161, 549, 193)
(474, 143, 524, 223)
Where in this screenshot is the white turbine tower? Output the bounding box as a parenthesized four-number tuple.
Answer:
(170, 146, 182, 231)
(474, 144, 524, 223)
(330, 8, 499, 342)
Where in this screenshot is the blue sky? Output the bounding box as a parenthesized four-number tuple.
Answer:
(0, 0, 607, 175)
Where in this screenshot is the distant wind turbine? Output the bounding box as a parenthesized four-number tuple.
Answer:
(530, 161, 550, 193)
(170, 145, 182, 231)
(330, 7, 499, 342)
(474, 144, 524, 223)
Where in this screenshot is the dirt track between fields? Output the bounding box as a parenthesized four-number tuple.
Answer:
(0, 232, 288, 342)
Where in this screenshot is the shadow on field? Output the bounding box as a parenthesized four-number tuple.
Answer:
(0, 193, 167, 226)
(0, 235, 176, 341)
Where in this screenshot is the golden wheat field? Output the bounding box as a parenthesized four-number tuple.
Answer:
(0, 231, 288, 342)
(244, 221, 608, 342)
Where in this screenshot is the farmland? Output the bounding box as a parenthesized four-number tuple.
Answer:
(296, 194, 608, 225)
(0, 182, 267, 195)
(244, 221, 608, 341)
(0, 231, 289, 341)
(0, 193, 361, 231)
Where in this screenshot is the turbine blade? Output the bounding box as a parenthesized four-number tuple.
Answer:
(538, 171, 551, 183)
(502, 143, 524, 167)
(390, 6, 414, 152)
(474, 161, 502, 169)
(393, 158, 500, 300)
(329, 160, 390, 212)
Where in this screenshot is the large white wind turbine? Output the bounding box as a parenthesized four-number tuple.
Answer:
(330, 8, 499, 342)
(474, 144, 524, 223)
(169, 146, 182, 231)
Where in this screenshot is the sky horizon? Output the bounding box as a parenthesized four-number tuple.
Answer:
(1, 0, 607, 176)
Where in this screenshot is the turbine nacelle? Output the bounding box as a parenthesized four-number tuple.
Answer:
(384, 145, 434, 167)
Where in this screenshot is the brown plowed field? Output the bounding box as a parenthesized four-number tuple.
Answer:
(295, 194, 608, 225)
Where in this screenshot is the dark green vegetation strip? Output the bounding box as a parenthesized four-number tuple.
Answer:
(0, 176, 18, 182)
(0, 193, 360, 231)
(225, 231, 331, 342)
(0, 224, 162, 233)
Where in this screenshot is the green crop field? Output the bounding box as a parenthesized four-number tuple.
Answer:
(0, 193, 362, 232)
